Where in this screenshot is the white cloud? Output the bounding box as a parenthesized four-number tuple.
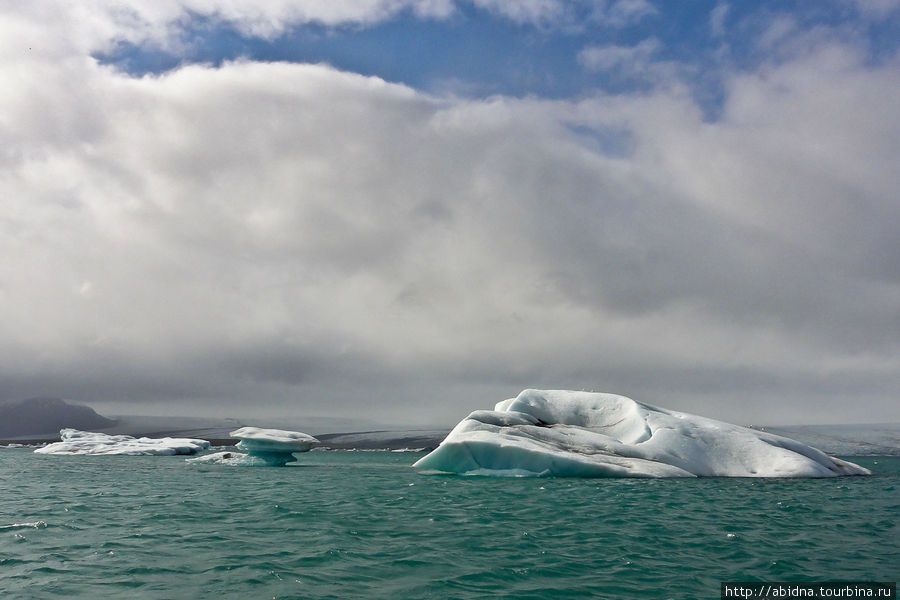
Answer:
(468, 0, 568, 26)
(578, 38, 662, 75)
(1, 2, 898, 424)
(710, 2, 729, 37)
(606, 0, 658, 27)
(849, 0, 900, 19)
(756, 15, 798, 51)
(1, 0, 456, 58)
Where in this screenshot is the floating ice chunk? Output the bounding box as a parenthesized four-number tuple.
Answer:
(185, 451, 266, 466)
(188, 427, 319, 466)
(413, 390, 872, 478)
(34, 429, 210, 456)
(230, 427, 319, 453)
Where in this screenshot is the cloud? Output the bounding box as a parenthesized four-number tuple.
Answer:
(2, 0, 457, 59)
(468, 0, 568, 26)
(578, 38, 661, 70)
(849, 0, 900, 19)
(605, 0, 659, 27)
(577, 38, 666, 80)
(710, 3, 729, 38)
(1, 2, 898, 425)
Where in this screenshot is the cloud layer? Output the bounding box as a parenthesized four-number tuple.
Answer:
(1, 2, 898, 425)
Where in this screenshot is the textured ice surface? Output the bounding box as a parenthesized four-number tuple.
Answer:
(185, 451, 259, 466)
(414, 390, 871, 478)
(188, 427, 320, 466)
(230, 427, 319, 452)
(34, 429, 210, 456)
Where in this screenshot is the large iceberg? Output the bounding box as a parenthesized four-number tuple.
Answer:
(187, 427, 319, 466)
(34, 429, 210, 456)
(413, 390, 871, 478)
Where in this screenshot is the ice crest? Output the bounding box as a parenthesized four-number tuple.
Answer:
(413, 389, 872, 478)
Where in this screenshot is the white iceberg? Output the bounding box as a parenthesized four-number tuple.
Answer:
(185, 450, 266, 466)
(187, 427, 319, 466)
(413, 390, 871, 478)
(34, 429, 210, 456)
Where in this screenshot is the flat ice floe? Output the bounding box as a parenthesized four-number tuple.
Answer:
(34, 429, 210, 456)
(187, 427, 319, 466)
(413, 390, 871, 478)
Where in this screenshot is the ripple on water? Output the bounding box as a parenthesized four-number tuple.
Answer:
(0, 452, 896, 600)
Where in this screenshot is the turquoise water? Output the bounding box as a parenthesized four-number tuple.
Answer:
(1, 450, 896, 600)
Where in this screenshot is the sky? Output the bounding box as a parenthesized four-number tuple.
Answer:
(1, 0, 898, 427)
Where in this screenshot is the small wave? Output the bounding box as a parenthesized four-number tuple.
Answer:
(0, 521, 48, 531)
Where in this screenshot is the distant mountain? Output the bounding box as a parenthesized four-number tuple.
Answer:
(0, 397, 115, 438)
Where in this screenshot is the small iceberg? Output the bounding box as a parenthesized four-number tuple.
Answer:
(34, 429, 210, 456)
(413, 389, 871, 478)
(187, 427, 319, 466)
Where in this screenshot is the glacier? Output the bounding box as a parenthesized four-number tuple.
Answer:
(187, 427, 319, 466)
(34, 429, 210, 456)
(413, 390, 871, 478)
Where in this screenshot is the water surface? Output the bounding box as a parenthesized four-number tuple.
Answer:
(1, 450, 896, 599)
